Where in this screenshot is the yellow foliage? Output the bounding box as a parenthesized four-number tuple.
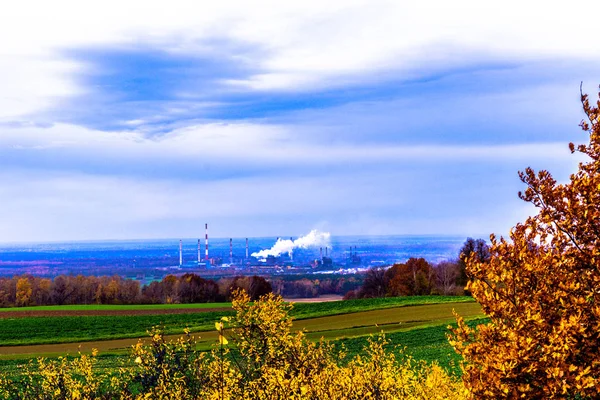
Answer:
(450, 87, 600, 398)
(1, 290, 466, 399)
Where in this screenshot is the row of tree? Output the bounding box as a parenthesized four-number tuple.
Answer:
(0, 272, 365, 306)
(270, 276, 363, 298)
(346, 238, 490, 299)
(0, 273, 272, 307)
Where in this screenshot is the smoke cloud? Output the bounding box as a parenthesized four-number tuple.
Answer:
(251, 230, 331, 259)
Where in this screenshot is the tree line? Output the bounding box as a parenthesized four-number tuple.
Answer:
(0, 273, 272, 307)
(345, 238, 490, 299)
(270, 275, 363, 298)
(0, 239, 485, 307)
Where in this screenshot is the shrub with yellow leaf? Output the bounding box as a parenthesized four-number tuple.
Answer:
(450, 87, 600, 398)
(1, 290, 465, 399)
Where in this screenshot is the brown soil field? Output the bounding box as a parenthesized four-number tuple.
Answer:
(0, 332, 220, 358)
(283, 294, 344, 303)
(0, 307, 231, 318)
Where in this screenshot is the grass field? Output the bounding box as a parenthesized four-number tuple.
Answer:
(0, 295, 485, 381)
(0, 303, 233, 312)
(333, 317, 489, 375)
(290, 295, 474, 319)
(0, 317, 490, 379)
(0, 299, 482, 358)
(0, 296, 475, 347)
(0, 312, 233, 346)
(0, 295, 472, 316)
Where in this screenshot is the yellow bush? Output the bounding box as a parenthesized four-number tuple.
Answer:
(449, 88, 600, 398)
(1, 291, 465, 399)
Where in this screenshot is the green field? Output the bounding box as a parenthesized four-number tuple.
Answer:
(290, 295, 474, 319)
(0, 317, 489, 379)
(0, 296, 485, 379)
(0, 296, 475, 347)
(0, 295, 471, 316)
(333, 317, 489, 375)
(0, 312, 233, 346)
(0, 303, 233, 312)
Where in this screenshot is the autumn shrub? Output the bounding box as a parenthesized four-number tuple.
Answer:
(0, 351, 106, 400)
(450, 88, 600, 398)
(1, 290, 465, 399)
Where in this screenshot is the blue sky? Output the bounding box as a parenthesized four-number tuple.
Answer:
(0, 0, 598, 242)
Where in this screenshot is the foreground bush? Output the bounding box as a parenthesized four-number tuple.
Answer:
(0, 291, 465, 399)
(450, 89, 600, 398)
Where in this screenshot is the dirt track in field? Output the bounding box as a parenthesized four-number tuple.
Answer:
(0, 307, 231, 318)
(0, 331, 221, 358)
(0, 302, 484, 358)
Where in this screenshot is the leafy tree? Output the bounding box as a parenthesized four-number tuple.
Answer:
(177, 273, 219, 303)
(385, 258, 434, 296)
(450, 87, 600, 398)
(456, 238, 490, 288)
(358, 267, 387, 298)
(15, 277, 32, 307)
(50, 275, 74, 305)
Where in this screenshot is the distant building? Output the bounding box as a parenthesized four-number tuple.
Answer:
(210, 257, 223, 266)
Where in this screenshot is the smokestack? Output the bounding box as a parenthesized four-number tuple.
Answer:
(230, 238, 233, 263)
(325, 247, 328, 257)
(320, 247, 323, 258)
(198, 239, 201, 263)
(179, 239, 183, 266)
(246, 238, 249, 259)
(205, 223, 209, 261)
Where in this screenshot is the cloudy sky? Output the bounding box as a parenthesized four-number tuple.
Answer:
(0, 0, 598, 243)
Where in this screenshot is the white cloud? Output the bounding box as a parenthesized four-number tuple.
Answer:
(0, 122, 580, 170)
(0, 0, 596, 242)
(1, 0, 599, 119)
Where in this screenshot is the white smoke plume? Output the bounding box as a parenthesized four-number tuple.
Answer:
(251, 230, 331, 259)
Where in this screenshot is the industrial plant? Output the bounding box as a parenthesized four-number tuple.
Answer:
(171, 224, 364, 277)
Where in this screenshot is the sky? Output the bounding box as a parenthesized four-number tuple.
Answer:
(0, 0, 599, 243)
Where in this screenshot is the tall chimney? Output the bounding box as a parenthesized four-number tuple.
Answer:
(325, 247, 328, 257)
(246, 238, 249, 259)
(205, 223, 209, 261)
(198, 239, 201, 263)
(230, 238, 233, 263)
(320, 247, 323, 258)
(179, 239, 183, 266)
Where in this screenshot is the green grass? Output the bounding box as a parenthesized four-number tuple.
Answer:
(0, 296, 471, 316)
(0, 296, 473, 346)
(0, 353, 131, 379)
(0, 317, 490, 379)
(0, 303, 232, 312)
(0, 296, 474, 347)
(333, 317, 489, 375)
(298, 302, 482, 340)
(289, 295, 474, 320)
(0, 297, 485, 380)
(0, 312, 234, 346)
